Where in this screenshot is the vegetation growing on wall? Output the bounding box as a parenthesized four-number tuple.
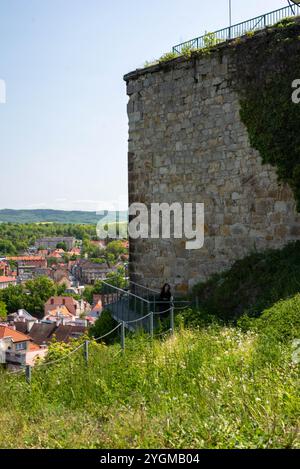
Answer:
(147, 20, 300, 210)
(235, 20, 300, 210)
(190, 241, 300, 323)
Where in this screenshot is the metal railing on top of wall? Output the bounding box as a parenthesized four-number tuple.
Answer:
(172, 5, 300, 54)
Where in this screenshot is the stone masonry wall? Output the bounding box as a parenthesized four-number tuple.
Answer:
(124, 39, 300, 294)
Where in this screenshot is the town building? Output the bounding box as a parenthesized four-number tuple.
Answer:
(35, 237, 76, 251)
(51, 267, 71, 288)
(7, 256, 47, 268)
(0, 261, 9, 276)
(7, 309, 37, 334)
(6, 256, 47, 282)
(0, 276, 17, 290)
(73, 260, 113, 285)
(69, 247, 81, 257)
(28, 322, 87, 345)
(44, 296, 90, 318)
(44, 305, 76, 324)
(86, 297, 103, 324)
(0, 325, 45, 367)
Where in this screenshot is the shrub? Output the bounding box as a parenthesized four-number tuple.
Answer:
(203, 32, 220, 48)
(89, 309, 120, 344)
(159, 52, 178, 63)
(192, 241, 300, 322)
(257, 294, 300, 341)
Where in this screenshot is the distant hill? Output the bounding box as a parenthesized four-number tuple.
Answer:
(0, 209, 128, 225)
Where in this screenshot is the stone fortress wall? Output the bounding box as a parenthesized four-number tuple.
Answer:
(124, 31, 300, 293)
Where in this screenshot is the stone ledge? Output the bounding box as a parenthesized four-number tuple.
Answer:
(123, 18, 300, 83)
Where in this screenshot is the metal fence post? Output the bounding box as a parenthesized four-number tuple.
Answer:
(127, 292, 130, 321)
(84, 340, 89, 366)
(121, 321, 125, 352)
(170, 305, 175, 335)
(25, 365, 31, 384)
(149, 312, 154, 340)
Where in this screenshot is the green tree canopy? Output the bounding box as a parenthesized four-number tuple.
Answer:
(0, 301, 7, 320)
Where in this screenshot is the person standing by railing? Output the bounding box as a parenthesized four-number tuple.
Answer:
(159, 283, 173, 314)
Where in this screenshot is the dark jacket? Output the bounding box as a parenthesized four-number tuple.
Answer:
(159, 290, 172, 313)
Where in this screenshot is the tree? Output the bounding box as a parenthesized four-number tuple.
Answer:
(0, 284, 27, 314)
(89, 310, 119, 345)
(106, 240, 127, 258)
(56, 242, 67, 251)
(0, 301, 7, 320)
(106, 267, 127, 289)
(81, 240, 103, 259)
(106, 253, 116, 266)
(82, 285, 94, 304)
(0, 240, 17, 256)
(24, 277, 57, 318)
(57, 283, 67, 296)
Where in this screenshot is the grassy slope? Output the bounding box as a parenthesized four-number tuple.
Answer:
(0, 325, 299, 449)
(1, 242, 300, 449)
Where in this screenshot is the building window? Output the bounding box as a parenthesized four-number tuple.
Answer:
(15, 342, 26, 351)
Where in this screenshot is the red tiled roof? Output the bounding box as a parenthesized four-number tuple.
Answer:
(45, 305, 74, 318)
(45, 296, 78, 316)
(29, 342, 41, 351)
(0, 276, 16, 283)
(91, 300, 102, 313)
(0, 325, 30, 343)
(7, 256, 45, 261)
(49, 252, 62, 258)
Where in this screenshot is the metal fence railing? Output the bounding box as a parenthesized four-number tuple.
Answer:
(172, 5, 300, 54)
(101, 279, 191, 332)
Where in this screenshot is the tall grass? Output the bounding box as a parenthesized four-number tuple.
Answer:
(0, 325, 299, 449)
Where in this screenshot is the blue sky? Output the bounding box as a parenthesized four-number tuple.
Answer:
(0, 0, 287, 211)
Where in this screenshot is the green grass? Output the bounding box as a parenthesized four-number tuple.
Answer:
(0, 323, 299, 449)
